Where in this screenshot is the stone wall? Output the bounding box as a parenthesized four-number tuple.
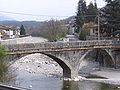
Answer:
(2, 40, 120, 52)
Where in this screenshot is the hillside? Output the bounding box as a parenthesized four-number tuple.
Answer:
(0, 16, 75, 28)
(0, 21, 46, 28)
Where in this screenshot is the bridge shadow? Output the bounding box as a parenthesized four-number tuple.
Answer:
(79, 49, 115, 75)
(80, 49, 114, 68)
(61, 80, 118, 90)
(62, 81, 79, 90)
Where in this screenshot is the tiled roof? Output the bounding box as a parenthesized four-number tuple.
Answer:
(0, 25, 15, 30)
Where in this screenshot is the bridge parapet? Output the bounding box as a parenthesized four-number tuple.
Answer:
(2, 40, 119, 52)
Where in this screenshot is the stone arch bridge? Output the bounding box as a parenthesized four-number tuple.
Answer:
(1, 40, 120, 79)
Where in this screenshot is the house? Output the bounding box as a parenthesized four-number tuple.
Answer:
(79, 23, 99, 40)
(89, 24, 98, 36)
(0, 25, 20, 40)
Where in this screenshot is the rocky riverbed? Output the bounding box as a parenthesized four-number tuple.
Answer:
(11, 53, 63, 78)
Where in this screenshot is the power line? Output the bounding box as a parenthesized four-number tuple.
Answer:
(0, 10, 101, 18)
(0, 10, 99, 18)
(0, 10, 120, 22)
(0, 10, 69, 18)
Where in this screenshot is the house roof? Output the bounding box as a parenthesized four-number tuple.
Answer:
(89, 24, 98, 28)
(0, 25, 16, 30)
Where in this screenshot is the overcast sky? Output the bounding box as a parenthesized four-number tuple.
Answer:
(0, 0, 106, 21)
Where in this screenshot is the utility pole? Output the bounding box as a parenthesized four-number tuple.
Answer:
(98, 15, 100, 40)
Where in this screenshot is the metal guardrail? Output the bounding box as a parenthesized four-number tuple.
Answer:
(0, 83, 30, 90)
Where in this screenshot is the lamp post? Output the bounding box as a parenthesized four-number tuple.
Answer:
(98, 15, 100, 40)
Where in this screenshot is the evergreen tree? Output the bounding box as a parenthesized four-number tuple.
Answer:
(75, 0, 87, 33)
(94, 0, 97, 9)
(0, 44, 7, 78)
(86, 2, 98, 23)
(0, 45, 7, 60)
(101, 0, 120, 35)
(20, 25, 26, 35)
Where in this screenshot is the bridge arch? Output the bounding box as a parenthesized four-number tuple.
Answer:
(8, 53, 72, 78)
(79, 49, 114, 68)
(98, 49, 115, 67)
(41, 53, 71, 78)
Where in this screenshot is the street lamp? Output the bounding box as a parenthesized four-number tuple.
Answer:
(97, 15, 100, 40)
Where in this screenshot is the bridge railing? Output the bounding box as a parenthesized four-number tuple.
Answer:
(2, 40, 119, 53)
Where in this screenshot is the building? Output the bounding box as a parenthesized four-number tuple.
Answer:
(89, 24, 98, 36)
(66, 18, 76, 35)
(0, 25, 20, 40)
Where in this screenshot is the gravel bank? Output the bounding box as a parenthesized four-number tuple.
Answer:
(6, 36, 62, 77)
(11, 53, 63, 78)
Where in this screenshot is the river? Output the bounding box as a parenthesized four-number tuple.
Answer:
(6, 53, 120, 90)
(7, 70, 120, 90)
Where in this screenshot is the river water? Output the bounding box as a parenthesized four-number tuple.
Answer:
(8, 70, 120, 90)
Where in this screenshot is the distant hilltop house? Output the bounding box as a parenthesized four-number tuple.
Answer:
(0, 25, 20, 40)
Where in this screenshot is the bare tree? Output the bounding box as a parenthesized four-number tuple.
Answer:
(29, 19, 67, 42)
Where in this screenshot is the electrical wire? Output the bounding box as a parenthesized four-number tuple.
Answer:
(0, 10, 120, 22)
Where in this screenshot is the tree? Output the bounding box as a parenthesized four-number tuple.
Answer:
(29, 20, 67, 42)
(45, 20, 67, 42)
(20, 25, 26, 35)
(86, 1, 98, 23)
(75, 0, 87, 33)
(29, 26, 47, 37)
(0, 44, 7, 77)
(101, 0, 120, 36)
(0, 45, 7, 60)
(75, 0, 98, 40)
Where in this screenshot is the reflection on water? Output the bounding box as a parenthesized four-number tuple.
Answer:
(62, 81, 120, 90)
(62, 81, 79, 90)
(3, 70, 120, 90)
(99, 83, 120, 90)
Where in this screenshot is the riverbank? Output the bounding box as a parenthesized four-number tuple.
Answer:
(87, 68, 120, 85)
